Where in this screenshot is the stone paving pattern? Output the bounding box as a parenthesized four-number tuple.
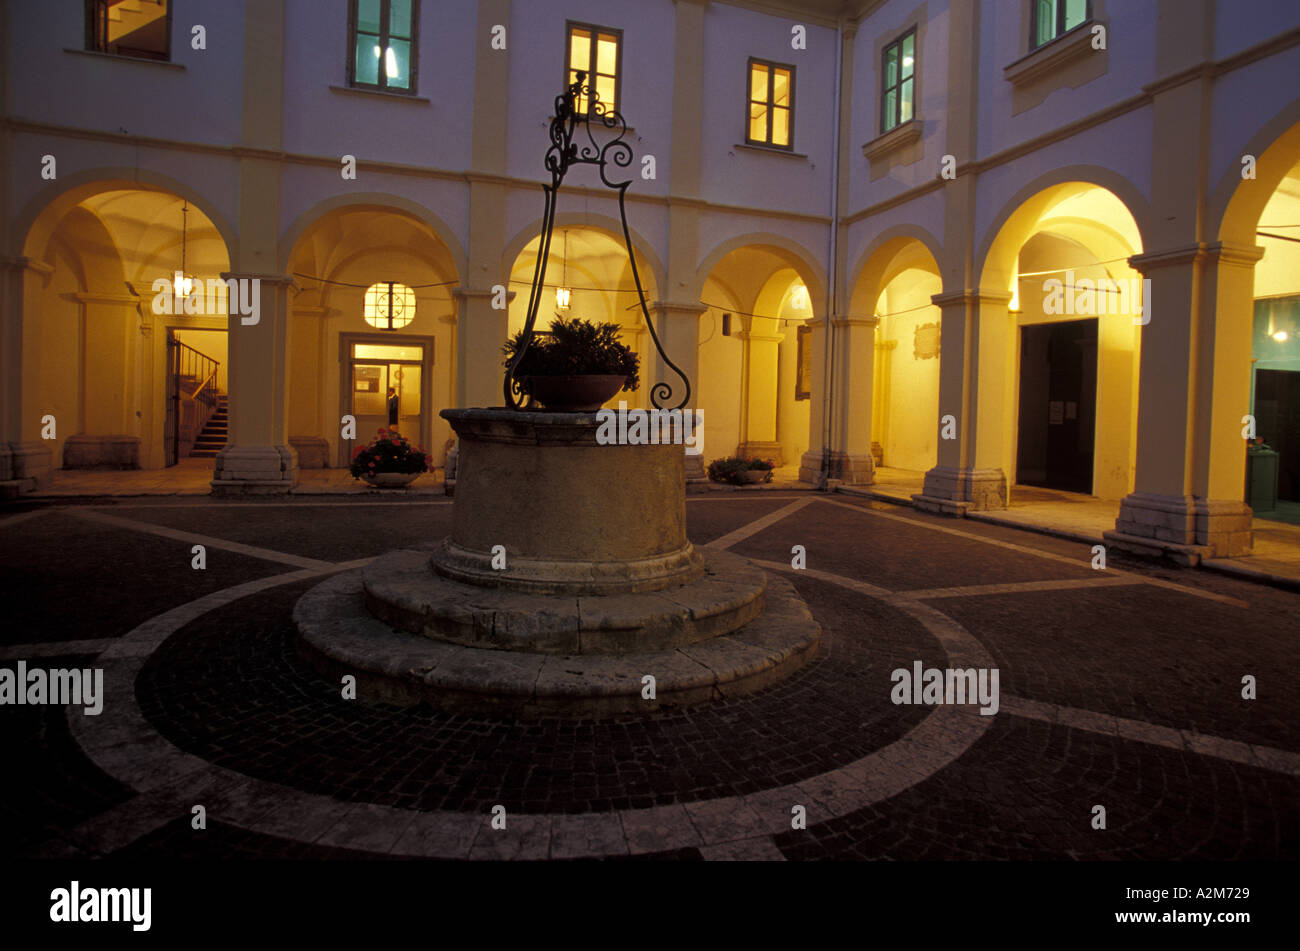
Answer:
(1, 494, 1297, 859)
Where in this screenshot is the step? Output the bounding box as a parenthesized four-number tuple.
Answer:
(362, 547, 767, 654)
(295, 565, 820, 716)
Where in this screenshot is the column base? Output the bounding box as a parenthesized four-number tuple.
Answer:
(736, 441, 784, 467)
(912, 465, 1007, 514)
(5, 441, 54, 490)
(684, 450, 705, 481)
(211, 445, 299, 496)
(288, 435, 330, 469)
(1104, 491, 1252, 563)
(62, 434, 142, 469)
(796, 450, 874, 486)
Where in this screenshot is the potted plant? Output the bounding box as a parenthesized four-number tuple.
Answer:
(349, 428, 431, 488)
(503, 316, 640, 411)
(707, 456, 774, 486)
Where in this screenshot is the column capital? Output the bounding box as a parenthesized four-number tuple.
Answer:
(68, 291, 140, 306)
(832, 314, 879, 328)
(1204, 241, 1267, 268)
(451, 285, 513, 302)
(220, 271, 295, 286)
(1, 255, 54, 276)
(930, 289, 1013, 308)
(649, 300, 708, 318)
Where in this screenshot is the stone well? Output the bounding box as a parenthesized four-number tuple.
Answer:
(294, 408, 820, 715)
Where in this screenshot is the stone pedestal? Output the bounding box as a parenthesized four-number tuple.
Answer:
(211, 444, 299, 496)
(62, 434, 141, 469)
(438, 409, 702, 594)
(913, 465, 1007, 515)
(1104, 491, 1252, 564)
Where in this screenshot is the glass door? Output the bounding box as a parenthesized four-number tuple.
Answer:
(345, 341, 426, 464)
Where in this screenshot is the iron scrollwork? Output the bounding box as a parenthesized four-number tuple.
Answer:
(504, 71, 691, 411)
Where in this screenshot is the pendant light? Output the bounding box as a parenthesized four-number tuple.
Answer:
(555, 231, 571, 310)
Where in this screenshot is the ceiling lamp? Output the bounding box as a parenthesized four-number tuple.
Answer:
(555, 231, 571, 309)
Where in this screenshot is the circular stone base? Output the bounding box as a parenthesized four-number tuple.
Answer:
(294, 564, 821, 717)
(365, 547, 765, 654)
(430, 537, 706, 595)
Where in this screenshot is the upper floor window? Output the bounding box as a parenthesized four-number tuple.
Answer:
(881, 29, 915, 134)
(747, 58, 794, 149)
(567, 22, 621, 115)
(1031, 0, 1090, 50)
(85, 0, 171, 61)
(364, 282, 416, 329)
(349, 0, 419, 93)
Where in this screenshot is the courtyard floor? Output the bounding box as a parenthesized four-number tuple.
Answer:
(1, 493, 1296, 861)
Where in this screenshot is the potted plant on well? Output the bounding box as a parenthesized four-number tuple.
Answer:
(349, 428, 431, 488)
(707, 456, 775, 486)
(503, 316, 640, 411)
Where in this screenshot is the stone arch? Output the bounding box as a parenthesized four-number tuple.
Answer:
(1212, 104, 1300, 245)
(279, 193, 466, 281)
(976, 166, 1152, 293)
(693, 232, 827, 309)
(18, 170, 238, 265)
(500, 211, 665, 300)
(847, 225, 945, 318)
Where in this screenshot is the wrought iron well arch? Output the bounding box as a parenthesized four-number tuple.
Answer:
(504, 71, 691, 411)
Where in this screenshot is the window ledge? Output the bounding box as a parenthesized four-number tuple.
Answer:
(63, 48, 184, 70)
(330, 84, 430, 104)
(862, 118, 923, 162)
(1004, 20, 1102, 86)
(734, 142, 807, 160)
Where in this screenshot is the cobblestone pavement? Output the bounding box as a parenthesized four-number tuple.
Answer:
(1, 494, 1297, 860)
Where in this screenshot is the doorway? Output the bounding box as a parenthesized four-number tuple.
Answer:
(1017, 319, 1098, 494)
(1252, 369, 1300, 515)
(341, 340, 428, 465)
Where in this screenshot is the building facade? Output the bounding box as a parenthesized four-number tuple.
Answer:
(2, 0, 1299, 561)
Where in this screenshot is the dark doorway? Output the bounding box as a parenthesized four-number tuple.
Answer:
(1017, 319, 1097, 494)
(1254, 369, 1300, 503)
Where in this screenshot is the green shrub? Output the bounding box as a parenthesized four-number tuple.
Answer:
(503, 316, 640, 394)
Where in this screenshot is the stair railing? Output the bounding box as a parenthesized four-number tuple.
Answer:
(169, 340, 222, 462)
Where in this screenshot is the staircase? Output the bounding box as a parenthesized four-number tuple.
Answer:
(190, 395, 228, 458)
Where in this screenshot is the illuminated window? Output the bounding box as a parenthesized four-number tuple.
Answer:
(567, 22, 621, 115)
(85, 0, 171, 61)
(881, 30, 915, 134)
(364, 282, 416, 329)
(349, 0, 418, 93)
(1031, 0, 1090, 50)
(747, 59, 795, 149)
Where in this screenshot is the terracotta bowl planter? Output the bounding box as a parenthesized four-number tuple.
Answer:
(526, 374, 627, 412)
(362, 471, 421, 488)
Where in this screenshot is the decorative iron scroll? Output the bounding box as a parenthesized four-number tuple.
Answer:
(504, 71, 691, 411)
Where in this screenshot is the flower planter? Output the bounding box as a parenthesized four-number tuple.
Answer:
(525, 374, 627, 412)
(738, 469, 770, 484)
(362, 471, 420, 488)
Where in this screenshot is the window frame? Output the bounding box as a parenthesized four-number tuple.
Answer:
(745, 57, 796, 151)
(363, 281, 417, 331)
(1029, 0, 1092, 51)
(565, 20, 624, 116)
(347, 0, 421, 95)
(85, 0, 173, 62)
(879, 28, 917, 135)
